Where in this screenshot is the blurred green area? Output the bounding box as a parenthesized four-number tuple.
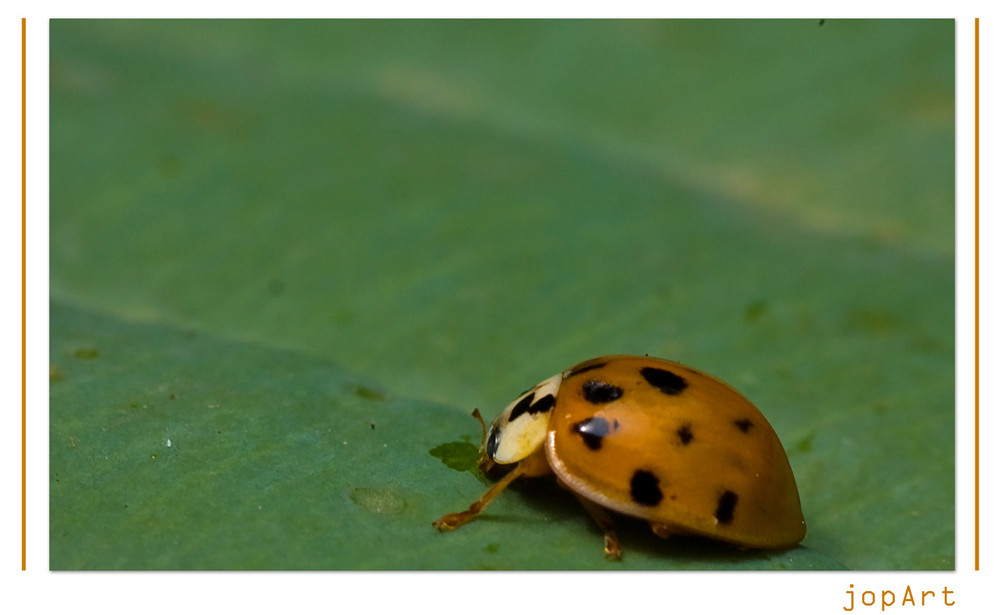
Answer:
(49, 19, 954, 570)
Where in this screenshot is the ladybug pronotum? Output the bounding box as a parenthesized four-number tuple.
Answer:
(433, 355, 806, 558)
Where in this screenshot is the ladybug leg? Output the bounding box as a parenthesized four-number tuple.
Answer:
(650, 523, 671, 538)
(571, 493, 623, 560)
(433, 462, 527, 531)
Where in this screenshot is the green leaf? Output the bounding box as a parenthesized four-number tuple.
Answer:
(49, 300, 841, 570)
(50, 19, 954, 570)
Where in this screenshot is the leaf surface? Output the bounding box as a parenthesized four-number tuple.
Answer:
(50, 19, 954, 570)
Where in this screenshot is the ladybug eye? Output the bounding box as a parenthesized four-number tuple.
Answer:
(485, 427, 501, 460)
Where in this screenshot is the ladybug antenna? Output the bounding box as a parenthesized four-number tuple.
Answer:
(471, 408, 487, 447)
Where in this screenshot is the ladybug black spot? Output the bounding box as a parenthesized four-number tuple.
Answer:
(530, 394, 556, 414)
(734, 418, 754, 433)
(507, 392, 555, 423)
(571, 416, 612, 451)
(630, 470, 664, 507)
(715, 490, 739, 524)
(567, 361, 608, 378)
(640, 367, 687, 395)
(676, 423, 694, 445)
(582, 380, 623, 404)
(507, 393, 536, 422)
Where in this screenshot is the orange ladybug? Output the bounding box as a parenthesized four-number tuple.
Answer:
(433, 355, 806, 558)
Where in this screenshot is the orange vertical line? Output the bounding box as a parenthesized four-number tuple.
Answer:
(21, 16, 27, 572)
(974, 17, 980, 572)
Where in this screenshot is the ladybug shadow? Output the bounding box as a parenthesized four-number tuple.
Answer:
(502, 479, 802, 568)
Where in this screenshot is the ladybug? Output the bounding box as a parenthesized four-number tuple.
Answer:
(433, 355, 806, 558)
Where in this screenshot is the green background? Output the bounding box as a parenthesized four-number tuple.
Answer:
(49, 19, 955, 570)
